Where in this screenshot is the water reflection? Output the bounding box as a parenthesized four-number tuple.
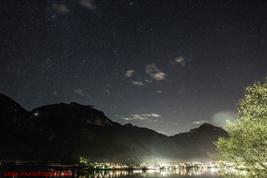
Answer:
(78, 167, 221, 178)
(0, 167, 245, 178)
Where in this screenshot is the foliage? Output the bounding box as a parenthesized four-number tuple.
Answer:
(216, 78, 267, 178)
(80, 156, 90, 165)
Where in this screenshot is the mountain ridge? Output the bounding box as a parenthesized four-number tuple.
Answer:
(0, 93, 228, 163)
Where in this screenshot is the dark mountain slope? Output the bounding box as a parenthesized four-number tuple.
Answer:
(28, 102, 179, 163)
(170, 123, 228, 160)
(0, 93, 227, 163)
(0, 93, 28, 125)
(0, 94, 30, 159)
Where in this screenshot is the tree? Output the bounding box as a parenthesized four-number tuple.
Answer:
(216, 78, 267, 178)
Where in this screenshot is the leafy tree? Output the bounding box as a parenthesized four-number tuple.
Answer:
(216, 78, 267, 178)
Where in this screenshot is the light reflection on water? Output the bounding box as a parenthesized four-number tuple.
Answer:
(78, 168, 232, 178)
(0, 167, 244, 178)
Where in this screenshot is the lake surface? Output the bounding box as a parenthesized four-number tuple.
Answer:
(77, 168, 243, 178)
(1, 167, 245, 178)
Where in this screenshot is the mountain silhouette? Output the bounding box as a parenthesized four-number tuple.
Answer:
(170, 123, 228, 159)
(0, 93, 228, 163)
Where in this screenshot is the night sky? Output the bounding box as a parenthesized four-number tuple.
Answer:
(0, 0, 267, 135)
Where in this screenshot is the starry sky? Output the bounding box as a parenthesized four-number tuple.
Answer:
(0, 0, 267, 135)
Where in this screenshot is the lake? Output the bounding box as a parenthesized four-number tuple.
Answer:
(77, 168, 244, 178)
(0, 167, 245, 178)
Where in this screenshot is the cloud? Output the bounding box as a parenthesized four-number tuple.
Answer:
(192, 120, 207, 125)
(144, 79, 152, 83)
(123, 113, 160, 121)
(156, 90, 163, 94)
(80, 0, 96, 10)
(104, 89, 111, 95)
(52, 3, 70, 14)
(132, 81, 145, 86)
(211, 111, 236, 128)
(145, 63, 166, 81)
(73, 89, 85, 96)
(73, 88, 90, 97)
(125, 69, 135, 78)
(175, 56, 186, 67)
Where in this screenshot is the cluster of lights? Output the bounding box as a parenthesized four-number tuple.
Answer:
(81, 157, 221, 170)
(80, 157, 255, 177)
(78, 166, 220, 178)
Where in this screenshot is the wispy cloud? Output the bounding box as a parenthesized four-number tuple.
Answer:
(156, 90, 163, 94)
(145, 63, 166, 81)
(132, 81, 145, 86)
(125, 69, 135, 78)
(192, 120, 207, 125)
(80, 0, 96, 10)
(73, 88, 90, 97)
(175, 56, 186, 67)
(73, 89, 85, 96)
(52, 3, 70, 14)
(144, 79, 152, 83)
(123, 113, 160, 121)
(104, 89, 111, 95)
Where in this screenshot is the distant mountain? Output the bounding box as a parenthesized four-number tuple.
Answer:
(27, 102, 178, 163)
(170, 123, 228, 160)
(0, 94, 31, 159)
(0, 93, 28, 124)
(0, 93, 228, 163)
